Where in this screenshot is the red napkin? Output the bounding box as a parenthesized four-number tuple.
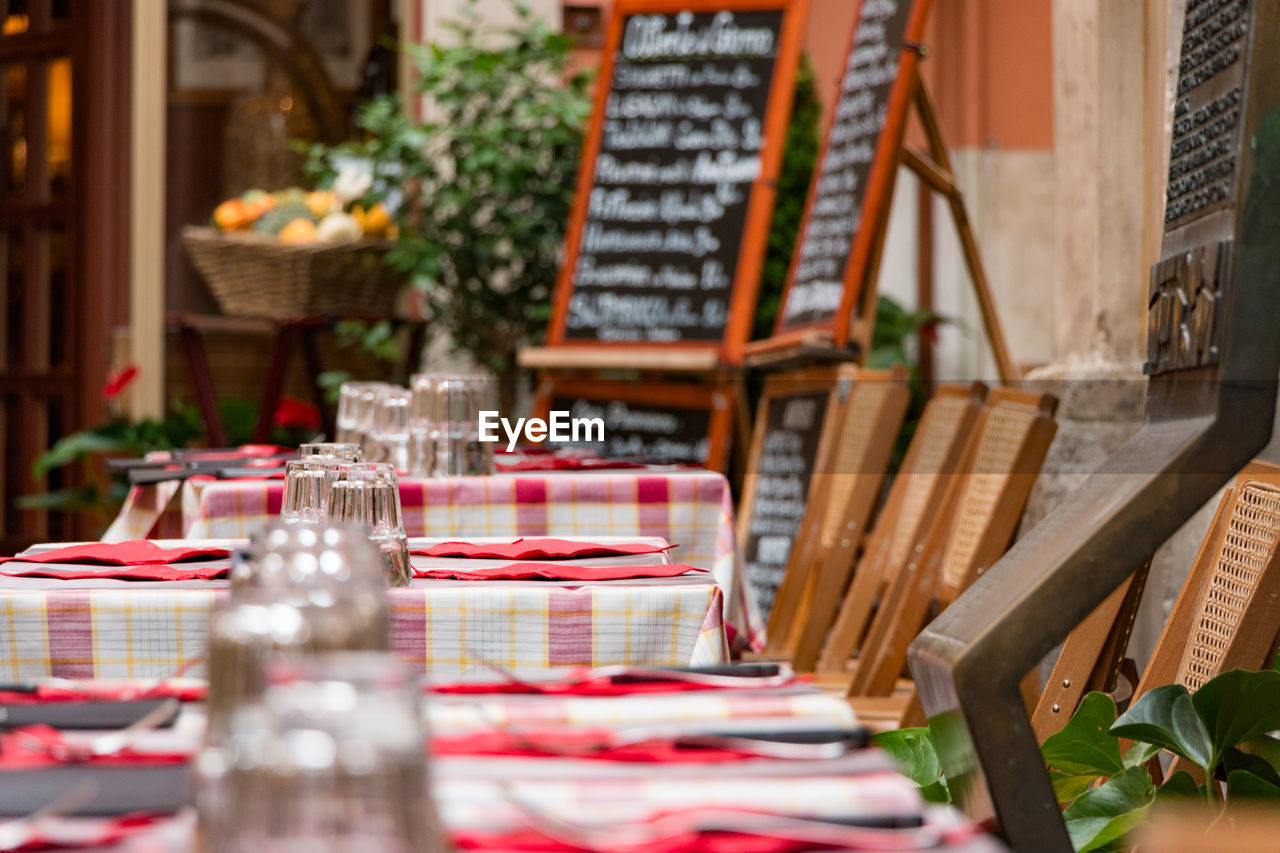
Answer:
(495, 455, 648, 472)
(430, 729, 756, 763)
(0, 541, 230, 567)
(0, 726, 189, 769)
(431, 667, 789, 697)
(0, 682, 207, 706)
(450, 808, 967, 853)
(413, 563, 704, 581)
(412, 538, 673, 560)
(0, 564, 228, 582)
(0, 813, 167, 851)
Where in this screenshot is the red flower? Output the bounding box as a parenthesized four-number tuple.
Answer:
(103, 364, 139, 399)
(273, 396, 321, 431)
(920, 320, 940, 344)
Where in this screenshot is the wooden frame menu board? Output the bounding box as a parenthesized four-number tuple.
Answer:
(533, 377, 735, 471)
(737, 365, 855, 616)
(543, 0, 810, 366)
(753, 0, 932, 357)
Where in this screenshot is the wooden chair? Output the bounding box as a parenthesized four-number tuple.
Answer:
(1033, 460, 1280, 740)
(767, 370, 911, 669)
(813, 383, 987, 676)
(753, 367, 910, 663)
(846, 387, 1059, 725)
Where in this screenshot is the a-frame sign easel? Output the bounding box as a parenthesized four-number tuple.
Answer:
(748, 61, 1018, 385)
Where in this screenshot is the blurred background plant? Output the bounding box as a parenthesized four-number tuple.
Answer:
(20, 363, 319, 533)
(301, 0, 591, 390)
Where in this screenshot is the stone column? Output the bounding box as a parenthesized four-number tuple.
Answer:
(1026, 0, 1191, 669)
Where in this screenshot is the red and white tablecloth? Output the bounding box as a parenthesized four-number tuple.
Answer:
(106, 470, 762, 649)
(0, 680, 1004, 852)
(0, 571, 728, 681)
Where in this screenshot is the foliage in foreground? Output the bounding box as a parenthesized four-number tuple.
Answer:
(874, 667, 1280, 851)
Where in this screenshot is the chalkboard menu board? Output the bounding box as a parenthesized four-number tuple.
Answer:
(767, 0, 932, 349)
(537, 378, 734, 471)
(547, 0, 808, 365)
(739, 369, 846, 616)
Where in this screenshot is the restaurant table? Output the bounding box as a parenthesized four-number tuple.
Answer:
(0, 548, 728, 681)
(106, 468, 763, 649)
(0, 677, 1005, 852)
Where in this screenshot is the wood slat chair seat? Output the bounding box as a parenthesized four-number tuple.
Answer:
(846, 387, 1059, 727)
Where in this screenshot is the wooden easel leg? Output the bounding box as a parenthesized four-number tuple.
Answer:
(905, 74, 1020, 384)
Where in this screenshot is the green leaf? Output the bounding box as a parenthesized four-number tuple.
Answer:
(1111, 684, 1212, 770)
(871, 728, 942, 790)
(1227, 769, 1280, 800)
(1042, 692, 1126, 777)
(1156, 769, 1203, 800)
(1051, 770, 1098, 804)
(1238, 735, 1280, 775)
(16, 485, 104, 512)
(1123, 740, 1162, 769)
(1191, 669, 1280, 768)
(1222, 746, 1280, 787)
(918, 779, 951, 805)
(33, 430, 130, 477)
(1062, 766, 1156, 852)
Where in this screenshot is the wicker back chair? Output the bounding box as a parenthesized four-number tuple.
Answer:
(814, 383, 986, 675)
(758, 368, 908, 659)
(849, 387, 1059, 699)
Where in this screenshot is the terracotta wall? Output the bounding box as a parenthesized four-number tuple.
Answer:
(806, 0, 1053, 150)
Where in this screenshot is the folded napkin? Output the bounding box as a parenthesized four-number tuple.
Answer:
(0, 682, 207, 706)
(495, 455, 648, 472)
(430, 729, 756, 763)
(450, 807, 960, 853)
(0, 813, 167, 851)
(413, 562, 704, 582)
(0, 563, 227, 582)
(0, 541, 230, 567)
(0, 726, 189, 770)
(412, 538, 673, 560)
(431, 666, 793, 697)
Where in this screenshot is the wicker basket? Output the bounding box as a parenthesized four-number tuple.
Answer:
(183, 226, 404, 319)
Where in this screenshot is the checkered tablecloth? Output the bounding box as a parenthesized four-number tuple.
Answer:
(0, 575, 728, 681)
(11, 682, 1003, 852)
(105, 470, 763, 649)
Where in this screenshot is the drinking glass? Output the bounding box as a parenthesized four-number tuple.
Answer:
(326, 462, 412, 587)
(298, 442, 362, 462)
(280, 458, 351, 524)
(335, 381, 379, 446)
(208, 523, 391, 737)
(197, 652, 442, 853)
(411, 373, 495, 478)
(408, 373, 436, 477)
(369, 387, 411, 471)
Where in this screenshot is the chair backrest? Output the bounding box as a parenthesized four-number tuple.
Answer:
(1035, 460, 1280, 741)
(1137, 460, 1280, 698)
(815, 382, 986, 674)
(779, 371, 911, 669)
(849, 386, 1059, 697)
(761, 368, 908, 658)
(738, 366, 852, 628)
